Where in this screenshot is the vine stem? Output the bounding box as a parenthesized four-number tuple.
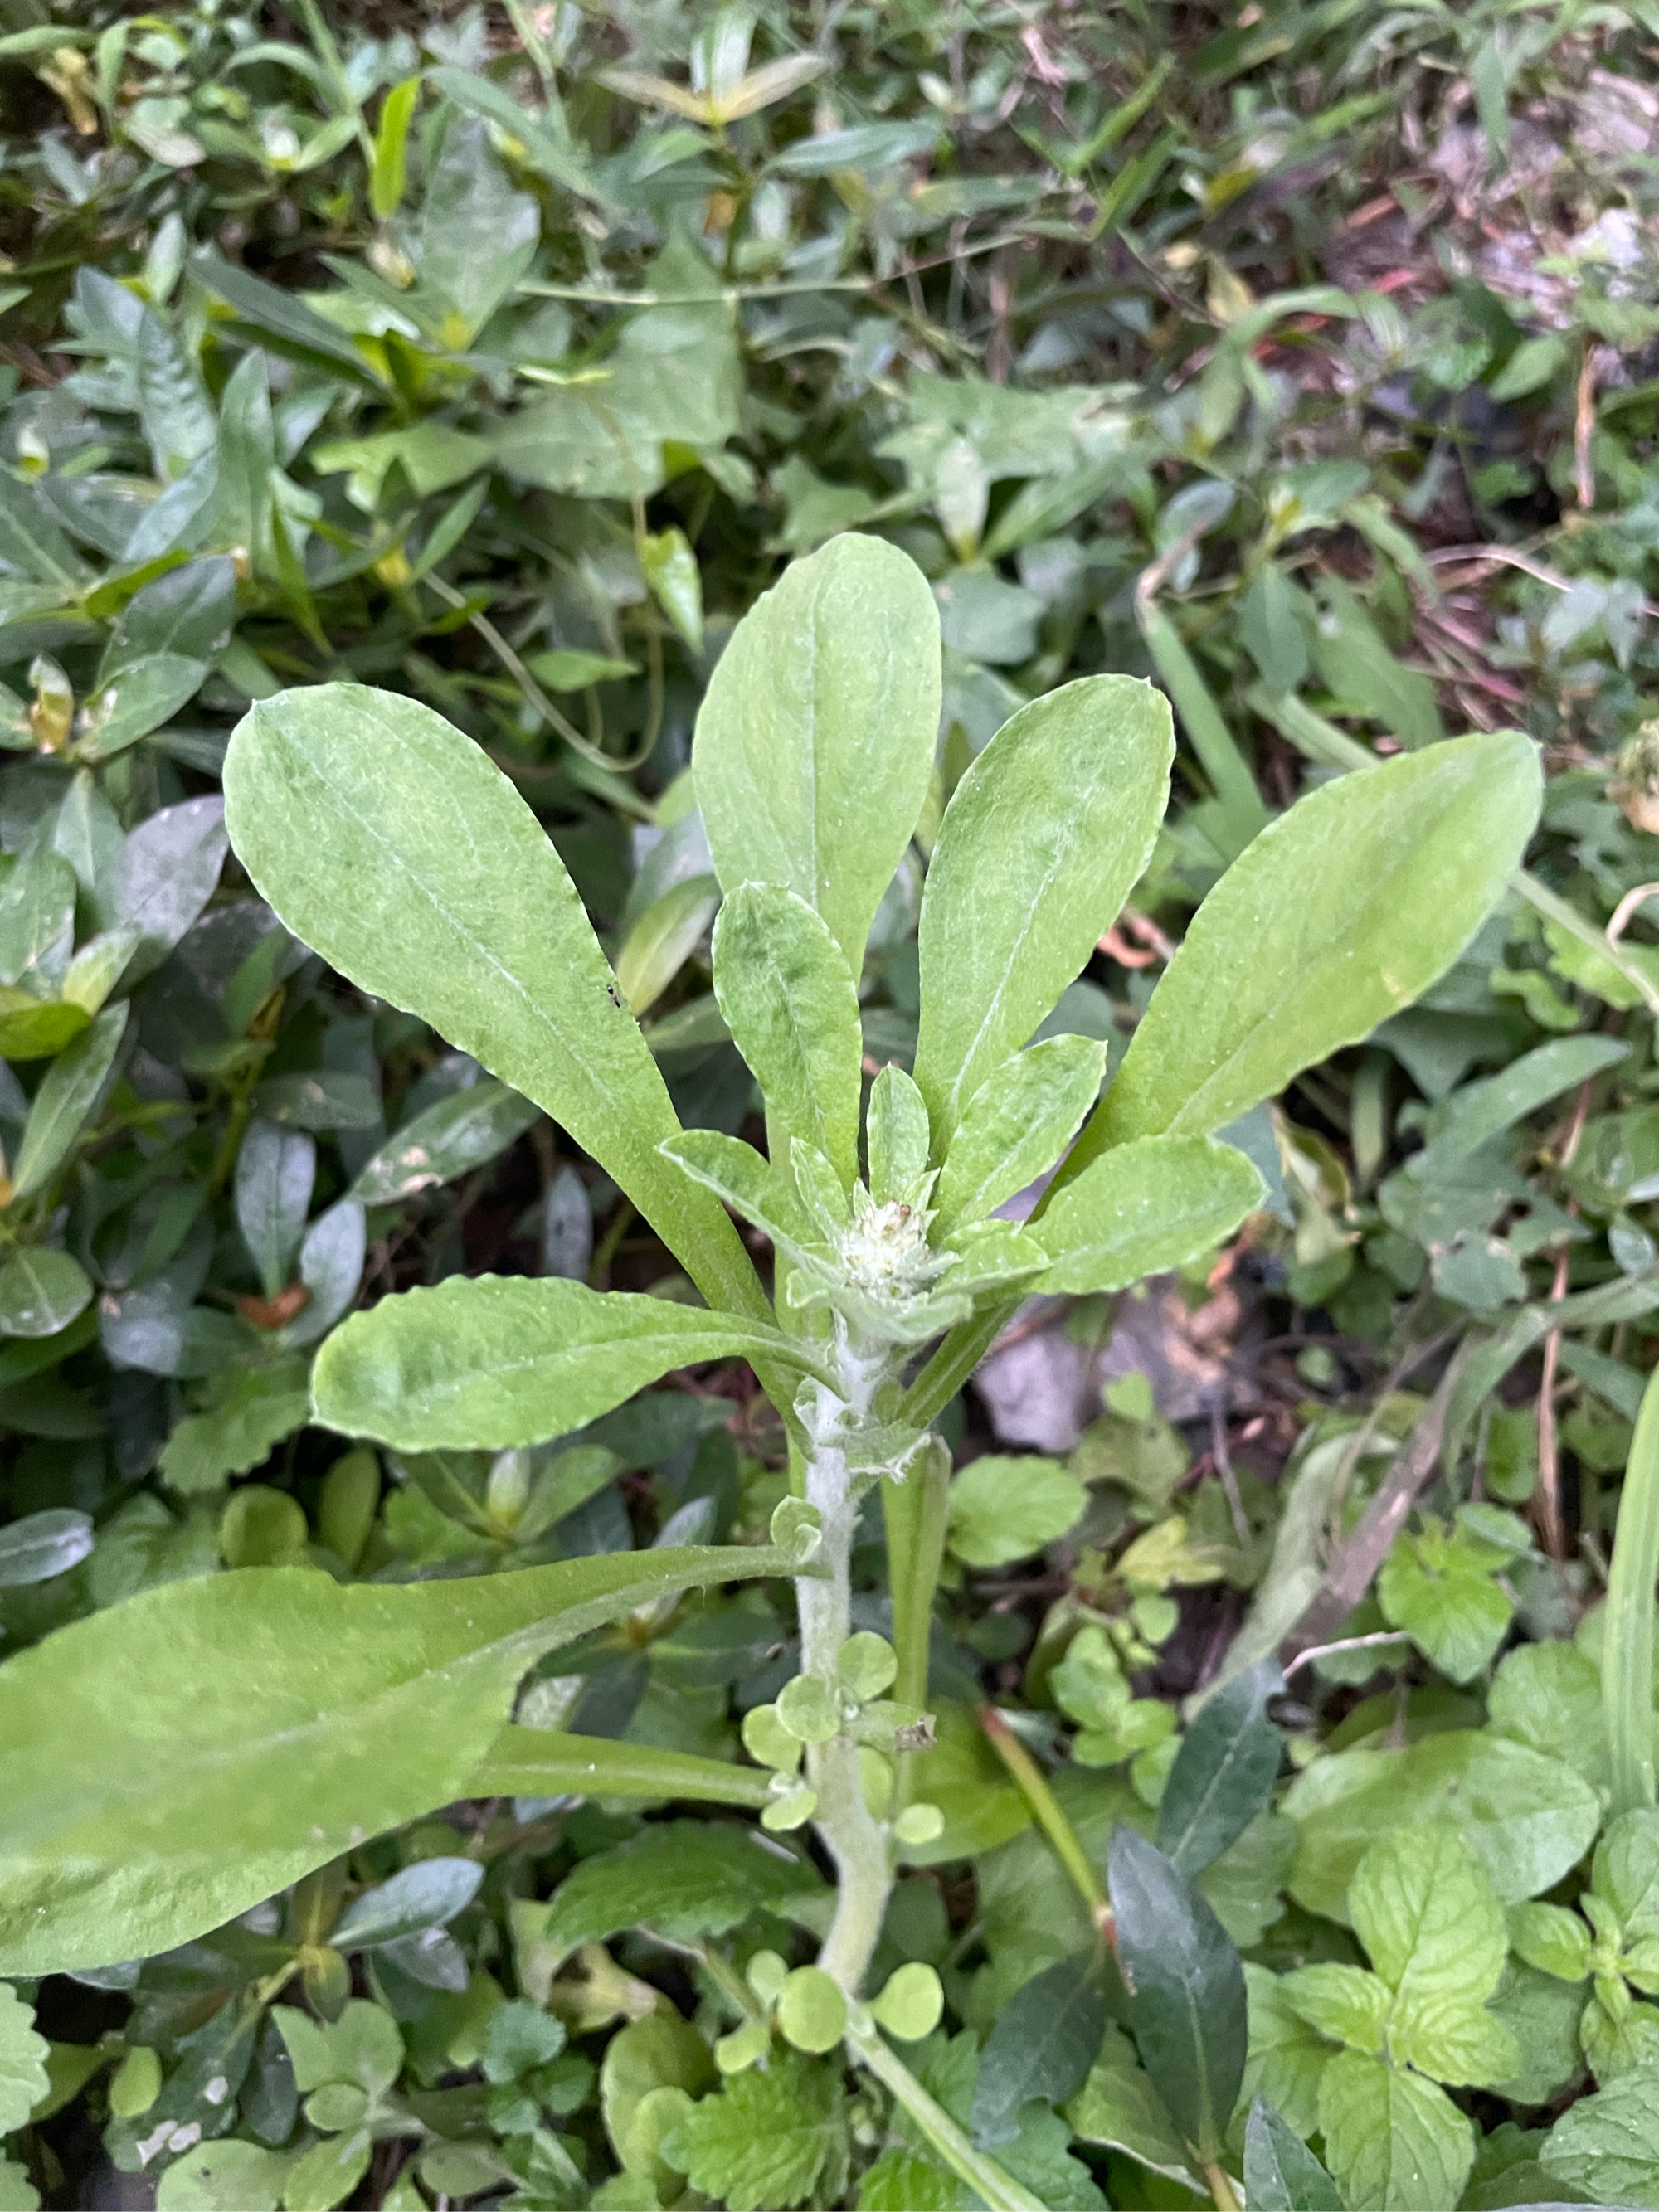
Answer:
(1604, 1364, 1659, 1815)
(849, 2030, 1047, 2212)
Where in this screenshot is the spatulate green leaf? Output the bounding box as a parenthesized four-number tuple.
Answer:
(0, 1538, 800, 1975)
(713, 882, 863, 1189)
(692, 534, 941, 973)
(1068, 729, 1542, 1170)
(1031, 1134, 1263, 1294)
(223, 685, 764, 1323)
(913, 673, 1172, 1141)
(312, 1273, 815, 1451)
(933, 1035, 1106, 1228)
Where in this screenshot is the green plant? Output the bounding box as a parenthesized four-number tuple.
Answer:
(0, 532, 1539, 2198)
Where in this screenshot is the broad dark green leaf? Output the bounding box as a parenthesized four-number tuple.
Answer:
(349, 1078, 539, 1207)
(933, 1034, 1106, 1228)
(969, 1953, 1107, 2148)
(0, 1507, 94, 1588)
(1031, 1134, 1263, 1294)
(331, 1857, 483, 1948)
(713, 882, 863, 1189)
(75, 653, 206, 761)
(235, 1120, 315, 1299)
(1243, 2095, 1343, 2210)
(693, 534, 941, 972)
(109, 797, 228, 983)
(223, 685, 765, 1324)
(312, 1273, 815, 1451)
(1068, 730, 1541, 1171)
(0, 1536, 801, 1974)
(1109, 1826, 1247, 2161)
(1155, 1658, 1282, 1875)
(12, 1004, 129, 1198)
(0, 1247, 93, 1339)
(540, 1821, 824, 1947)
(196, 254, 382, 382)
(913, 674, 1172, 1143)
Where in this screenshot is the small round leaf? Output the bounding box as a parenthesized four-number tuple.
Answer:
(777, 1967, 847, 2054)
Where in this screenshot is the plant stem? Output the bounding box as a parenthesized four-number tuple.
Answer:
(885, 1436, 951, 1810)
(979, 1705, 1116, 1949)
(1604, 1364, 1659, 1815)
(1202, 2156, 1243, 2211)
(849, 2030, 1047, 2212)
(798, 1328, 898, 1995)
(903, 1297, 1018, 1428)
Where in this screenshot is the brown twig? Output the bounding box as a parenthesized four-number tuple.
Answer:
(1575, 346, 1599, 510)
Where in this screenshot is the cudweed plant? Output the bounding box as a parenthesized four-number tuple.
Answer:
(0, 537, 1540, 2203)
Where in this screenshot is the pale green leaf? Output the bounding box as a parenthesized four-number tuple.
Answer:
(1507, 1901, 1593, 1983)
(313, 1274, 818, 1451)
(0, 1983, 48, 2131)
(1070, 730, 1542, 1164)
(933, 1035, 1106, 1228)
(0, 1537, 799, 1973)
(1277, 1963, 1390, 2055)
(1031, 1134, 1263, 1295)
(1316, 2049, 1472, 2212)
(1242, 1963, 1329, 2144)
(615, 875, 719, 1018)
(1387, 1992, 1520, 2088)
(693, 535, 941, 972)
(713, 883, 863, 1189)
(1063, 2024, 1201, 2188)
(664, 2049, 847, 2212)
(946, 1455, 1087, 1568)
(222, 685, 764, 1324)
(156, 1356, 314, 1494)
(1282, 1733, 1600, 1921)
(1541, 2054, 1659, 2205)
(1350, 1818, 1508, 2003)
(0, 2157, 38, 2212)
(1379, 1543, 1513, 1685)
(866, 1065, 931, 1203)
(156, 2140, 294, 2212)
(914, 674, 1172, 1140)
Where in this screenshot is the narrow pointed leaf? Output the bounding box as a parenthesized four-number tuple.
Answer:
(1067, 729, 1542, 1174)
(223, 686, 765, 1323)
(693, 535, 941, 972)
(1155, 1658, 1282, 1874)
(1109, 1826, 1247, 2162)
(312, 1274, 819, 1451)
(913, 674, 1172, 1142)
(1031, 1135, 1263, 1294)
(11, 1003, 128, 1198)
(934, 1034, 1106, 1228)
(713, 883, 863, 1189)
(1243, 2096, 1343, 2211)
(0, 1539, 801, 1974)
(469, 1727, 772, 1807)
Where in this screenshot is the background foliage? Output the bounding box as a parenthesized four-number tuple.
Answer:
(3, 0, 1659, 2203)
